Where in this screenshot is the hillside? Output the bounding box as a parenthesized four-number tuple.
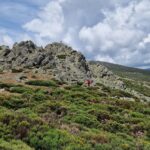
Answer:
(89, 61, 150, 102)
(0, 41, 150, 150)
(0, 78, 150, 149)
(92, 61, 150, 82)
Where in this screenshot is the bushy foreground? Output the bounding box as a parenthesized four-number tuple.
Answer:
(0, 80, 150, 150)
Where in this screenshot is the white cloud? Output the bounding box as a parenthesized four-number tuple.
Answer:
(95, 55, 115, 63)
(139, 34, 150, 49)
(79, 0, 150, 67)
(2, 35, 13, 46)
(0, 30, 14, 47)
(1, 0, 148, 68)
(23, 0, 64, 40)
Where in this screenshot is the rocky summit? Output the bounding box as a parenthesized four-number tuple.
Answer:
(0, 41, 124, 89)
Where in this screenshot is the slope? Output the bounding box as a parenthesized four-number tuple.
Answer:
(0, 78, 150, 149)
(92, 61, 150, 82)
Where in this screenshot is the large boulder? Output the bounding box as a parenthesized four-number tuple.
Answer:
(43, 42, 91, 82)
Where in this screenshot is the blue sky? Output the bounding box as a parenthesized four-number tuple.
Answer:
(0, 0, 150, 68)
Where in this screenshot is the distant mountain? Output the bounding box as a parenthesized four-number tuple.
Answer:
(90, 61, 150, 82)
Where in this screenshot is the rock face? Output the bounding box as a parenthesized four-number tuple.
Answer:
(0, 41, 124, 88)
(88, 61, 125, 89)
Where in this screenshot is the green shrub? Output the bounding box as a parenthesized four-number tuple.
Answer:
(32, 93, 48, 102)
(11, 68, 23, 73)
(0, 139, 33, 150)
(26, 80, 57, 87)
(110, 89, 134, 98)
(94, 144, 113, 150)
(104, 121, 127, 133)
(9, 86, 33, 94)
(82, 131, 109, 145)
(2, 96, 27, 110)
(28, 128, 85, 150)
(0, 83, 15, 89)
(115, 100, 134, 109)
(71, 113, 99, 128)
(57, 54, 67, 59)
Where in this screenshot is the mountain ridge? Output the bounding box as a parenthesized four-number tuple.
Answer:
(92, 61, 150, 82)
(0, 41, 150, 102)
(0, 41, 124, 89)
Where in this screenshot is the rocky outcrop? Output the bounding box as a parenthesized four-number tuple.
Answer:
(0, 41, 124, 88)
(88, 61, 125, 89)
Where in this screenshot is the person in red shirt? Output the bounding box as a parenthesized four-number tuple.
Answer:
(85, 79, 93, 87)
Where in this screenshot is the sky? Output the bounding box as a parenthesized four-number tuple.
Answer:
(0, 0, 150, 68)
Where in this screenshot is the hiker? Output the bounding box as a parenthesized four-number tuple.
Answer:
(85, 79, 93, 87)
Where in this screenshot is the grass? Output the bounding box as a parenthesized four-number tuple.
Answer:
(124, 79, 150, 97)
(0, 79, 150, 149)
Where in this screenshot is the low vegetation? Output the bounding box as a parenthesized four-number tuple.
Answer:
(124, 79, 150, 97)
(26, 80, 57, 87)
(57, 54, 67, 59)
(0, 79, 150, 149)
